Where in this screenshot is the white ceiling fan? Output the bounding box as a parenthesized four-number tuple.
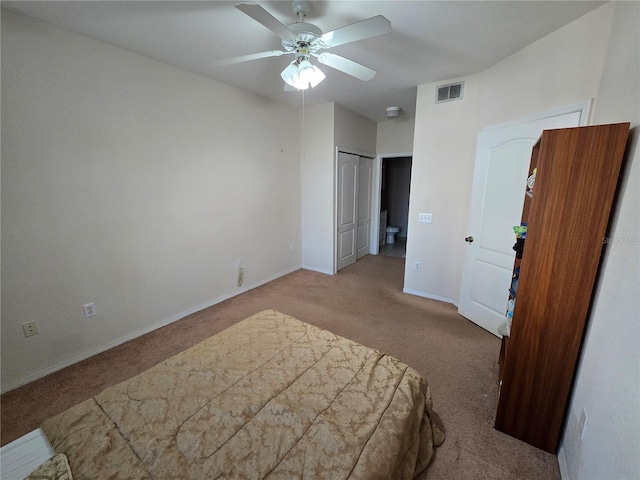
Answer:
(213, 1, 391, 90)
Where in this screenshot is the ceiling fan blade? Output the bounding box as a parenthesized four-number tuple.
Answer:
(213, 50, 286, 66)
(235, 3, 296, 43)
(315, 52, 376, 81)
(317, 15, 391, 49)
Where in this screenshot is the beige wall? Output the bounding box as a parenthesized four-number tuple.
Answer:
(408, 3, 637, 478)
(406, 4, 615, 302)
(559, 2, 640, 478)
(404, 75, 480, 302)
(1, 10, 301, 391)
(334, 104, 377, 156)
(300, 103, 376, 274)
(377, 117, 415, 155)
(300, 103, 335, 274)
(4, 6, 637, 475)
(473, 4, 614, 128)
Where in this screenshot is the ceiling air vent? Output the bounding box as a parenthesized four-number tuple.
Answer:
(436, 81, 464, 103)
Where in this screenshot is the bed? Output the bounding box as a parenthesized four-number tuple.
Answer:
(36, 310, 444, 479)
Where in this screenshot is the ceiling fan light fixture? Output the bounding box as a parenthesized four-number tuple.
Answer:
(223, 4, 391, 93)
(281, 61, 299, 85)
(298, 60, 325, 87)
(281, 59, 325, 90)
(281, 61, 308, 90)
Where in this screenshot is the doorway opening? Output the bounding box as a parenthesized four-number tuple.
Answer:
(378, 156, 412, 259)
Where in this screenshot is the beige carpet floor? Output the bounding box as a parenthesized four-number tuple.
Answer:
(1, 255, 560, 479)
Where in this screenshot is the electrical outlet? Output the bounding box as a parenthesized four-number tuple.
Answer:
(414, 261, 421, 271)
(22, 322, 39, 337)
(83, 302, 97, 319)
(235, 259, 242, 269)
(418, 213, 433, 223)
(290, 243, 296, 252)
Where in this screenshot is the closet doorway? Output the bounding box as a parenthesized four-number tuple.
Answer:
(378, 155, 412, 258)
(335, 151, 374, 272)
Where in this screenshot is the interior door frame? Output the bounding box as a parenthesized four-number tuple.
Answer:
(372, 152, 414, 255)
(334, 147, 376, 274)
(483, 100, 592, 132)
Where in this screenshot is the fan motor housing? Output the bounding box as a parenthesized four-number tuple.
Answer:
(283, 22, 322, 50)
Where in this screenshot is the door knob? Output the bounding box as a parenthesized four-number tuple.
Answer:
(465, 236, 474, 243)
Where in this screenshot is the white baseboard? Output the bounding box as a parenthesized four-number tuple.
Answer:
(1, 265, 302, 394)
(558, 446, 569, 479)
(402, 288, 457, 306)
(301, 265, 335, 275)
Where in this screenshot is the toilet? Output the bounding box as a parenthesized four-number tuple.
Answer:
(386, 226, 400, 244)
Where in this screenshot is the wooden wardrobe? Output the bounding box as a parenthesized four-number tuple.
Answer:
(494, 122, 630, 453)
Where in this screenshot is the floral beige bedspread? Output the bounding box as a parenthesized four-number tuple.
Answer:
(42, 310, 444, 479)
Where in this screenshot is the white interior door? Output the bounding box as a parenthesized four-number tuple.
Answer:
(336, 152, 359, 271)
(458, 109, 586, 336)
(356, 157, 373, 259)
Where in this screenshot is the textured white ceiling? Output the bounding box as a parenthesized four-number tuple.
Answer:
(2, 1, 605, 121)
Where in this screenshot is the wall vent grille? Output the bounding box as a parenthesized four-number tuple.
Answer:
(436, 81, 464, 103)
